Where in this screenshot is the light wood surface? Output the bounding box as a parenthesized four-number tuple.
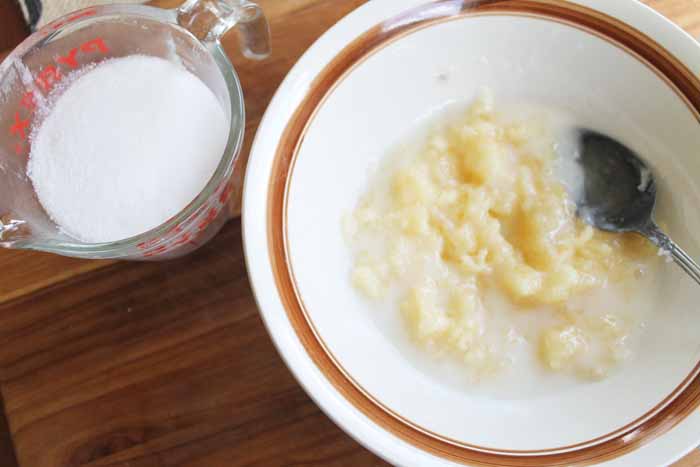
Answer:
(0, 1, 699, 466)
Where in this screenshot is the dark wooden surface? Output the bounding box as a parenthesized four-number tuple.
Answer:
(0, 2, 381, 466)
(0, 0, 27, 52)
(0, 2, 29, 466)
(0, 0, 699, 466)
(0, 219, 388, 467)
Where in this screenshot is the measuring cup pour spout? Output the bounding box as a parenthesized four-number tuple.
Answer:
(0, 218, 28, 248)
(0, 144, 42, 250)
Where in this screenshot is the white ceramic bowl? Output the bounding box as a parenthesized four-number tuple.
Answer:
(243, 1, 700, 465)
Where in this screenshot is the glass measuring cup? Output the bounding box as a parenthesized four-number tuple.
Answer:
(0, 0, 269, 260)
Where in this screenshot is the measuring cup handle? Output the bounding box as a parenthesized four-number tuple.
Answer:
(176, 0, 271, 59)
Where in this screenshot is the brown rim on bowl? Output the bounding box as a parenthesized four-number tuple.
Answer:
(267, 1, 700, 465)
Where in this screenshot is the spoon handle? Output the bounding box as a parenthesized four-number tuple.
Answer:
(642, 223, 700, 285)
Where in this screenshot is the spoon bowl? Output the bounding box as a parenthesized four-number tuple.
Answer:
(577, 130, 657, 232)
(576, 129, 700, 284)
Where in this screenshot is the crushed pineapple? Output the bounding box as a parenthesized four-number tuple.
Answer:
(540, 325, 587, 371)
(347, 94, 656, 379)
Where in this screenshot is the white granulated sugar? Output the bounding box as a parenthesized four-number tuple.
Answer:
(27, 55, 228, 243)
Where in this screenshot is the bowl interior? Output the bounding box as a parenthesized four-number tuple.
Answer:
(284, 13, 700, 451)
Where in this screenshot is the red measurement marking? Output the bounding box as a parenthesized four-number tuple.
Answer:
(81, 38, 109, 54)
(36, 65, 61, 93)
(9, 112, 30, 140)
(172, 232, 192, 247)
(20, 91, 36, 112)
(14, 142, 23, 155)
(143, 245, 169, 258)
(218, 183, 233, 204)
(57, 48, 80, 69)
(166, 224, 184, 236)
(137, 237, 160, 250)
(51, 9, 97, 30)
(197, 207, 219, 231)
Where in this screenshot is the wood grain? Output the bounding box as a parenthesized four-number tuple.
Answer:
(677, 451, 700, 467)
(0, 3, 32, 467)
(0, 220, 388, 467)
(0, 403, 18, 467)
(642, 0, 700, 37)
(0, 1, 699, 467)
(0, 3, 382, 467)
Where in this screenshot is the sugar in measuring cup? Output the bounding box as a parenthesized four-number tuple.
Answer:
(0, 0, 270, 259)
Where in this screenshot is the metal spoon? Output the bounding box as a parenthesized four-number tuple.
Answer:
(576, 129, 700, 284)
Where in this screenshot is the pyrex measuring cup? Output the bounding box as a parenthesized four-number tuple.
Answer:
(0, 0, 269, 259)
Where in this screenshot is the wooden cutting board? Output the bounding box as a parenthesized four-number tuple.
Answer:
(0, 1, 699, 466)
